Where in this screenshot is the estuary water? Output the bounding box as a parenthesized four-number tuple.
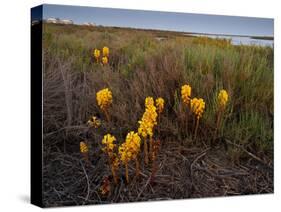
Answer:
(186, 33, 274, 47)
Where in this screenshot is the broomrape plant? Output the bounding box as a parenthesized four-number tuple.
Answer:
(138, 97, 158, 164)
(102, 134, 119, 184)
(119, 131, 141, 183)
(102, 56, 108, 65)
(156, 97, 165, 133)
(96, 88, 113, 122)
(93, 46, 110, 65)
(181, 84, 192, 106)
(181, 84, 192, 130)
(102, 46, 109, 57)
(93, 49, 100, 62)
(156, 97, 164, 115)
(214, 89, 229, 139)
(190, 98, 205, 140)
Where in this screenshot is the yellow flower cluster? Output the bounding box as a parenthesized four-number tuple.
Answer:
(93, 46, 109, 65)
(138, 97, 158, 138)
(80, 141, 88, 153)
(93, 49, 100, 59)
(145, 97, 154, 107)
(190, 98, 205, 119)
(102, 134, 116, 154)
(156, 97, 165, 114)
(181, 84, 192, 105)
(103, 46, 109, 57)
(218, 89, 229, 108)
(119, 131, 141, 164)
(96, 88, 113, 111)
(87, 116, 101, 128)
(102, 56, 108, 65)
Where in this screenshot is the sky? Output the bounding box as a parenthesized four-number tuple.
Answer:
(35, 4, 273, 37)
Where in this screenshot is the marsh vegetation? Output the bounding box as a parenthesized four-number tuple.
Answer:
(42, 23, 273, 207)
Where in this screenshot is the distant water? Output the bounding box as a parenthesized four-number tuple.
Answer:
(185, 33, 274, 47)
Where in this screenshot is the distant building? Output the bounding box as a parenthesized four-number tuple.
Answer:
(60, 19, 74, 25)
(82, 22, 96, 27)
(46, 18, 57, 23)
(45, 18, 74, 25)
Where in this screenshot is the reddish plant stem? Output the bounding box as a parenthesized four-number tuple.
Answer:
(149, 136, 153, 160)
(125, 163, 129, 184)
(194, 118, 200, 140)
(135, 158, 140, 177)
(144, 138, 148, 165)
(104, 109, 110, 122)
(107, 153, 118, 184)
(214, 108, 224, 141)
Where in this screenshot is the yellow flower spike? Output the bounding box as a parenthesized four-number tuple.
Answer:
(218, 89, 229, 109)
(102, 56, 108, 65)
(181, 84, 192, 106)
(96, 88, 112, 111)
(102, 134, 118, 184)
(87, 116, 101, 128)
(93, 49, 100, 60)
(156, 97, 165, 114)
(119, 131, 141, 183)
(96, 88, 113, 121)
(80, 141, 89, 153)
(102, 134, 116, 154)
(138, 97, 158, 164)
(102, 46, 109, 57)
(190, 98, 205, 140)
(190, 98, 205, 120)
(214, 89, 229, 141)
(138, 102, 158, 138)
(145, 96, 154, 108)
(119, 131, 141, 164)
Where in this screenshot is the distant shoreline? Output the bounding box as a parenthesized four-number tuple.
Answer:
(184, 32, 274, 40)
(40, 22, 274, 41)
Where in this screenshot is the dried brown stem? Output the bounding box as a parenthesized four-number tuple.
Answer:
(111, 165, 118, 184)
(194, 118, 199, 140)
(158, 115, 161, 134)
(104, 109, 110, 122)
(83, 152, 90, 166)
(125, 163, 129, 184)
(135, 158, 140, 177)
(107, 153, 118, 184)
(149, 136, 153, 160)
(185, 106, 189, 132)
(144, 138, 148, 165)
(213, 108, 224, 141)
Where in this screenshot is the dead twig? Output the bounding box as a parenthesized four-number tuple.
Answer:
(225, 139, 270, 167)
(80, 160, 90, 203)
